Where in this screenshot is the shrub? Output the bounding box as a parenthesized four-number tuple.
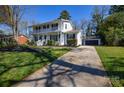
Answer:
(11, 38, 17, 47)
(0, 40, 7, 48)
(47, 40, 55, 46)
(47, 40, 52, 46)
(104, 27, 124, 46)
(27, 40, 36, 46)
(67, 39, 77, 46)
(119, 39, 124, 46)
(55, 41, 59, 46)
(0, 38, 17, 48)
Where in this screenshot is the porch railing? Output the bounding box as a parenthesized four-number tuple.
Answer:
(32, 27, 59, 34)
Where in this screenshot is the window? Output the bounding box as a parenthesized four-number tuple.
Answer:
(47, 25, 49, 28)
(51, 23, 58, 28)
(35, 27, 38, 30)
(44, 35, 46, 39)
(39, 26, 41, 30)
(43, 25, 46, 29)
(55, 23, 58, 27)
(34, 36, 38, 41)
(65, 24, 67, 29)
(35, 26, 41, 31)
(51, 24, 53, 28)
(50, 35, 58, 41)
(73, 34, 75, 38)
(67, 34, 75, 39)
(39, 36, 42, 40)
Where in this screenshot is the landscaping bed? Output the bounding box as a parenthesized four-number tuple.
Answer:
(95, 46, 124, 87)
(0, 46, 71, 87)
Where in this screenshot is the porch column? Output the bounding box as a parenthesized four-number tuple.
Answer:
(39, 35, 41, 40)
(60, 32, 65, 46)
(37, 34, 40, 41)
(77, 31, 82, 46)
(42, 35, 44, 40)
(47, 34, 50, 40)
(46, 34, 50, 44)
(64, 34, 67, 45)
(44, 35, 47, 45)
(41, 34, 45, 45)
(98, 39, 101, 45)
(58, 32, 60, 44)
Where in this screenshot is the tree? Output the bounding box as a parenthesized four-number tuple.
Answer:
(72, 21, 80, 30)
(109, 5, 124, 14)
(86, 22, 93, 36)
(0, 5, 25, 40)
(58, 10, 71, 20)
(80, 19, 88, 31)
(100, 12, 124, 46)
(90, 6, 109, 45)
(19, 21, 28, 36)
(0, 30, 4, 34)
(0, 5, 12, 25)
(91, 6, 101, 32)
(80, 19, 89, 37)
(91, 6, 108, 33)
(79, 19, 88, 45)
(10, 6, 25, 40)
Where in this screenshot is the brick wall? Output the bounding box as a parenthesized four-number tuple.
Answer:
(17, 35, 28, 45)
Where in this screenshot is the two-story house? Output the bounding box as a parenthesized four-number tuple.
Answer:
(28, 19, 82, 46)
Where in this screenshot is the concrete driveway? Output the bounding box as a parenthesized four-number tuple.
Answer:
(13, 46, 111, 87)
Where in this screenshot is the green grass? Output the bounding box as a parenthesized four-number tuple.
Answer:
(95, 46, 124, 87)
(0, 47, 71, 87)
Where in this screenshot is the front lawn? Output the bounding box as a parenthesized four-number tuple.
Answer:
(95, 46, 124, 87)
(0, 46, 71, 87)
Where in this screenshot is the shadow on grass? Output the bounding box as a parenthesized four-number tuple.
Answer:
(104, 57, 124, 84)
(0, 46, 57, 86)
(0, 47, 56, 73)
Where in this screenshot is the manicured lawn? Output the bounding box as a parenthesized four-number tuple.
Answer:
(0, 46, 71, 87)
(95, 46, 124, 87)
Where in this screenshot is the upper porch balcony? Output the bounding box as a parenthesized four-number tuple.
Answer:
(32, 23, 60, 34)
(32, 27, 59, 34)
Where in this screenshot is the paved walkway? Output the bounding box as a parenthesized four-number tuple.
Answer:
(13, 46, 111, 87)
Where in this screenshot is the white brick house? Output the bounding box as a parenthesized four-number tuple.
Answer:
(28, 19, 82, 46)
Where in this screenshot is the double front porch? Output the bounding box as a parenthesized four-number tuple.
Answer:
(33, 32, 78, 46)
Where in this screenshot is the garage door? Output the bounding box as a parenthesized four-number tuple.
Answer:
(85, 40, 99, 45)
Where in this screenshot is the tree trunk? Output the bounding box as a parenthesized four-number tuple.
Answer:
(12, 25, 16, 39)
(15, 20, 18, 41)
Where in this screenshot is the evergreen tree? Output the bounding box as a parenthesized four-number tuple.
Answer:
(109, 5, 124, 14)
(59, 10, 71, 20)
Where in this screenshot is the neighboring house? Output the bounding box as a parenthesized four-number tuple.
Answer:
(28, 19, 82, 46)
(17, 35, 28, 45)
(0, 34, 28, 45)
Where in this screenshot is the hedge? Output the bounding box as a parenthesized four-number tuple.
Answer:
(67, 39, 77, 46)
